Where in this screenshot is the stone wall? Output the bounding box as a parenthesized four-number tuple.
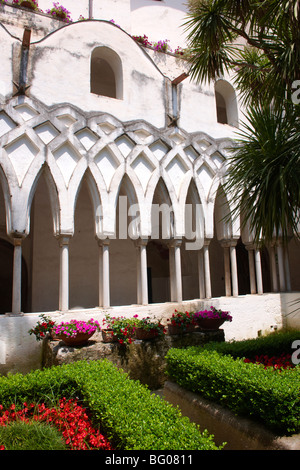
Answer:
(43, 329, 225, 390)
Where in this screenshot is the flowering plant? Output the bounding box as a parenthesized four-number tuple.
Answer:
(0, 398, 112, 450)
(13, 0, 39, 10)
(46, 2, 72, 22)
(102, 314, 136, 345)
(28, 314, 57, 341)
(167, 310, 196, 327)
(134, 315, 165, 336)
(194, 306, 232, 322)
(244, 353, 295, 371)
(54, 318, 100, 338)
(132, 34, 152, 48)
(153, 39, 170, 53)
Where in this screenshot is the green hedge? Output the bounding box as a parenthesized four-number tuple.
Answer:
(201, 330, 300, 358)
(165, 334, 300, 436)
(0, 360, 221, 450)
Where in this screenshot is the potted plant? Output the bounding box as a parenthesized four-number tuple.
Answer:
(101, 314, 136, 345)
(28, 314, 57, 341)
(46, 2, 72, 22)
(194, 306, 232, 330)
(133, 316, 165, 340)
(13, 0, 39, 10)
(166, 310, 196, 335)
(54, 318, 100, 346)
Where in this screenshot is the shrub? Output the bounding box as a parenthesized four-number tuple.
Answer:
(0, 360, 221, 450)
(0, 420, 67, 450)
(165, 334, 300, 436)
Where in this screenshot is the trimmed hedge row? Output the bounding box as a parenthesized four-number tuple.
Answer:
(0, 359, 221, 450)
(165, 332, 300, 436)
(201, 330, 300, 358)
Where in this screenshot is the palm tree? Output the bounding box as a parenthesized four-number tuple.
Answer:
(223, 105, 300, 246)
(184, 0, 300, 110)
(184, 0, 300, 246)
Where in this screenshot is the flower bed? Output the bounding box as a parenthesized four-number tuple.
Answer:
(0, 360, 221, 450)
(0, 397, 112, 450)
(244, 353, 295, 371)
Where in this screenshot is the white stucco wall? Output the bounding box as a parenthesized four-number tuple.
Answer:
(0, 293, 299, 375)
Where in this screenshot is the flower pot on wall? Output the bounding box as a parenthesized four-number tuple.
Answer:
(20, 1, 35, 9)
(101, 329, 118, 343)
(134, 328, 159, 340)
(197, 318, 225, 331)
(167, 323, 196, 335)
(57, 331, 95, 346)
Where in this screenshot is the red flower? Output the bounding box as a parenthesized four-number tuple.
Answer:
(0, 398, 113, 450)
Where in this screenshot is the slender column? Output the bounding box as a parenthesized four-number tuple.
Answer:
(276, 242, 286, 292)
(254, 248, 263, 294)
(230, 242, 238, 297)
(203, 241, 211, 299)
(98, 240, 103, 306)
(169, 243, 175, 301)
(136, 243, 141, 304)
(269, 244, 278, 292)
(246, 246, 257, 294)
(12, 238, 23, 314)
(102, 239, 110, 308)
(169, 239, 182, 302)
(221, 242, 231, 296)
(174, 240, 182, 302)
(136, 239, 148, 305)
(58, 235, 71, 311)
(197, 249, 205, 299)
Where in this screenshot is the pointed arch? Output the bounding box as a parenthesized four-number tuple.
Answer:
(0, 163, 12, 235)
(185, 178, 205, 249)
(27, 163, 60, 236)
(151, 177, 174, 241)
(214, 184, 233, 241)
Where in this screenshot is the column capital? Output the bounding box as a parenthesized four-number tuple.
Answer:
(12, 237, 23, 247)
(135, 237, 148, 247)
(56, 234, 72, 244)
(97, 238, 110, 247)
(168, 238, 182, 248)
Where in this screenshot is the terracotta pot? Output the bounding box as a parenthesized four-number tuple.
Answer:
(197, 318, 225, 330)
(57, 331, 95, 346)
(134, 328, 159, 340)
(49, 330, 60, 341)
(101, 329, 118, 343)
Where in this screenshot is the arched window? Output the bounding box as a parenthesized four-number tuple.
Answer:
(215, 79, 238, 127)
(90, 47, 123, 99)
